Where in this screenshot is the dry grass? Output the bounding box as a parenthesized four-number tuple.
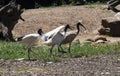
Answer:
(13, 5, 115, 38)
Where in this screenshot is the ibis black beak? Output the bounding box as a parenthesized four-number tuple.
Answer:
(80, 23, 86, 30)
(77, 20, 86, 30)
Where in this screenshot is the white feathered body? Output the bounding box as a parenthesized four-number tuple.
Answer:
(61, 30, 78, 44)
(44, 25, 65, 39)
(43, 25, 67, 46)
(20, 33, 41, 47)
(43, 32, 64, 46)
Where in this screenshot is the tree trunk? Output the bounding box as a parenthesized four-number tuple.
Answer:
(0, 0, 24, 41)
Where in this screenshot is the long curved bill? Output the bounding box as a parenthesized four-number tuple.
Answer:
(80, 23, 86, 30)
(78, 20, 86, 30)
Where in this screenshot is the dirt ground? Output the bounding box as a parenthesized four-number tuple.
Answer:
(14, 5, 111, 37)
(0, 54, 120, 76)
(0, 5, 120, 75)
(13, 5, 120, 43)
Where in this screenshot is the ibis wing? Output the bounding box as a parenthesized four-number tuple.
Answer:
(44, 25, 65, 39)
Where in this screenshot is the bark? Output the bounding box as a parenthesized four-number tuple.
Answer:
(0, 0, 24, 41)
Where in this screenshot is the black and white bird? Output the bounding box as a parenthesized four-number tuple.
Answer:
(60, 21, 86, 53)
(42, 24, 71, 55)
(16, 28, 44, 60)
(17, 24, 71, 60)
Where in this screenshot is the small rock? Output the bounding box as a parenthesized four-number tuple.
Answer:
(47, 62, 53, 64)
(16, 58, 25, 61)
(95, 40, 106, 43)
(94, 36, 107, 42)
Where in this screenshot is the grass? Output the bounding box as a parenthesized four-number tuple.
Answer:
(36, 2, 106, 9)
(85, 2, 106, 9)
(0, 41, 120, 62)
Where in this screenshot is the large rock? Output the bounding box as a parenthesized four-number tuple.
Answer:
(100, 17, 120, 36)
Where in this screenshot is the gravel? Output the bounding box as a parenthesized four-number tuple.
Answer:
(0, 54, 120, 76)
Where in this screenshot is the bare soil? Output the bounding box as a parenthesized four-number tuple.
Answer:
(14, 5, 109, 37)
(0, 5, 120, 76)
(0, 54, 120, 76)
(13, 5, 120, 43)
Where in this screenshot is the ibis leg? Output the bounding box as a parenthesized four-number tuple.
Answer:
(28, 47, 31, 61)
(68, 43, 71, 53)
(50, 45, 54, 56)
(58, 44, 67, 54)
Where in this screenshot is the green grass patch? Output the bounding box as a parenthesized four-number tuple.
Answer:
(70, 43, 120, 58)
(85, 3, 106, 9)
(0, 41, 120, 62)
